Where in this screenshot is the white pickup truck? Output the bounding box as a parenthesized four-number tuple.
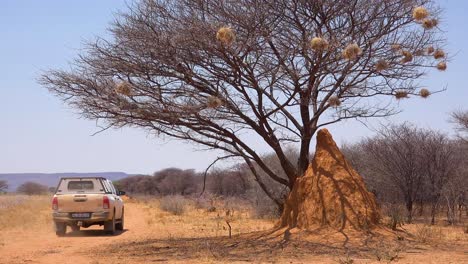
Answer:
(51, 177, 125, 236)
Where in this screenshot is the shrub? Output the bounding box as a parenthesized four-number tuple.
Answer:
(0, 180, 7, 193)
(16, 182, 48, 195)
(385, 204, 405, 230)
(414, 225, 443, 243)
(159, 195, 189, 215)
(250, 197, 281, 219)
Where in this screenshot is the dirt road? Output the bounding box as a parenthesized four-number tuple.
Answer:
(1, 200, 467, 264)
(0, 202, 151, 264)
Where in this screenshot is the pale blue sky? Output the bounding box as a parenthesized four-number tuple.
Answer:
(1, 0, 466, 174)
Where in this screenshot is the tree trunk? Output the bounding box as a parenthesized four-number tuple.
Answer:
(430, 203, 437, 225)
(406, 200, 413, 224)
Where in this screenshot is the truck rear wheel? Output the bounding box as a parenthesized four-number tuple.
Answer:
(55, 222, 66, 236)
(104, 212, 116, 235)
(116, 208, 124, 231)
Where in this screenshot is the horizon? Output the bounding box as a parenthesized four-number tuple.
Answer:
(1, 0, 467, 174)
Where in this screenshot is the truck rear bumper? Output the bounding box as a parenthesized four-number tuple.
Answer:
(52, 211, 110, 222)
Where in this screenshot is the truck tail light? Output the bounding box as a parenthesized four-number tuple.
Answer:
(52, 197, 58, 210)
(103, 196, 110, 209)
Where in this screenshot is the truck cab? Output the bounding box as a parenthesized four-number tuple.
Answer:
(51, 177, 125, 236)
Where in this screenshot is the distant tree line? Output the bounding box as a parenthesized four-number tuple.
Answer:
(114, 167, 251, 197)
(343, 123, 467, 225)
(16, 182, 49, 195)
(115, 121, 468, 225)
(0, 180, 7, 193)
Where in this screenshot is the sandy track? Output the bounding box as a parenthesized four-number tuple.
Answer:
(0, 202, 149, 264)
(1, 201, 467, 264)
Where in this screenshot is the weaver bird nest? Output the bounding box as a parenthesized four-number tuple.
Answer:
(206, 96, 224, 108)
(216, 27, 235, 45)
(328, 96, 341, 107)
(427, 46, 435, 54)
(342, 43, 362, 60)
(375, 59, 389, 71)
(433, 49, 445, 60)
(401, 50, 413, 63)
(395, 90, 409, 100)
(437, 61, 447, 71)
(114, 81, 132, 96)
(422, 18, 438, 30)
(419, 89, 431, 98)
(391, 44, 402, 51)
(413, 6, 429, 21)
(310, 37, 329, 51)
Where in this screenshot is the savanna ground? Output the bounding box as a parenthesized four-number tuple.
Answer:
(0, 194, 466, 264)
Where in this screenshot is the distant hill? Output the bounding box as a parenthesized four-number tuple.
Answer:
(0, 172, 128, 192)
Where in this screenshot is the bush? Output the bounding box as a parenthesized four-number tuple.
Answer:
(414, 225, 443, 243)
(0, 180, 8, 193)
(384, 203, 405, 230)
(16, 182, 48, 195)
(159, 195, 189, 215)
(250, 194, 281, 219)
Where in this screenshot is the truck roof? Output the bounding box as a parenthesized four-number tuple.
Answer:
(59, 177, 110, 180)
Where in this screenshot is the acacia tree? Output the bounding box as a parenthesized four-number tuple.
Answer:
(452, 110, 468, 142)
(361, 124, 429, 223)
(420, 132, 459, 225)
(41, 0, 447, 208)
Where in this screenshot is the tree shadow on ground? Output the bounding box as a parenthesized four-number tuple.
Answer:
(101, 228, 407, 262)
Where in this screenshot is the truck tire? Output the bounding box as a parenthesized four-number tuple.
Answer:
(116, 208, 124, 231)
(104, 211, 116, 235)
(55, 222, 66, 236)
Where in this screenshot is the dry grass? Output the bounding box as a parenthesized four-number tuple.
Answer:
(1, 195, 467, 263)
(159, 195, 189, 215)
(410, 224, 467, 245)
(139, 196, 275, 239)
(0, 195, 51, 231)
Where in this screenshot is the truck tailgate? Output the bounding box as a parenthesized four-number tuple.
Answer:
(56, 194, 104, 212)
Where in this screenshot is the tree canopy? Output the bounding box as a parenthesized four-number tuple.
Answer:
(41, 0, 447, 204)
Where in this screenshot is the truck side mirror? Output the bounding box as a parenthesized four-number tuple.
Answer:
(118, 190, 126, 196)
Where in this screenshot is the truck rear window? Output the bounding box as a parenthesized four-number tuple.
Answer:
(67, 181, 94, 190)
